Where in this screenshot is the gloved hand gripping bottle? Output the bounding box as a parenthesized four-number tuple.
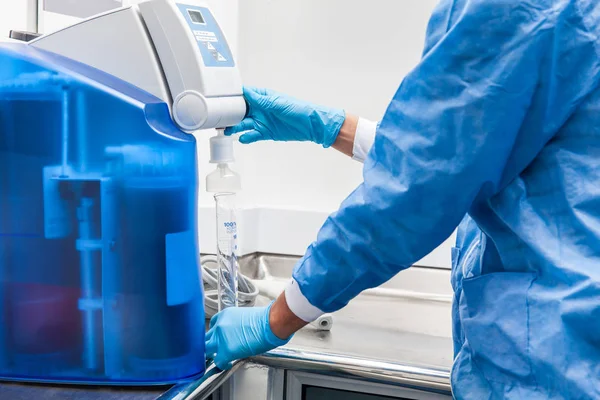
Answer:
(206, 130, 241, 311)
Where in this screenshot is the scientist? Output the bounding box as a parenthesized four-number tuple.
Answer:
(206, 1, 600, 398)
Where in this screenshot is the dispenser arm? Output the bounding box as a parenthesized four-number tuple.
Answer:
(138, 0, 246, 132)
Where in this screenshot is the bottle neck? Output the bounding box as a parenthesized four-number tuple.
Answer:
(205, 162, 241, 193)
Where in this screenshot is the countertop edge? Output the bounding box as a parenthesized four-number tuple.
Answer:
(252, 347, 452, 395)
(160, 347, 452, 400)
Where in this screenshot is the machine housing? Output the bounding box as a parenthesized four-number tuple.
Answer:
(0, 0, 245, 385)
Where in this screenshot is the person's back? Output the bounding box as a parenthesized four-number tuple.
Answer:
(442, 0, 600, 398)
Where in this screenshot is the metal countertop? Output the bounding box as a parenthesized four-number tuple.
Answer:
(281, 301, 454, 370)
(248, 253, 454, 392)
(249, 285, 454, 395)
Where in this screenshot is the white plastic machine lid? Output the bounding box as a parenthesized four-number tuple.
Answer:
(30, 0, 246, 132)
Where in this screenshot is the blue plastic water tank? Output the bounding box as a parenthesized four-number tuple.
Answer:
(0, 43, 205, 384)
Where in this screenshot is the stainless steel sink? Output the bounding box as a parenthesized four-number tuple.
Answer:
(231, 253, 454, 370)
(237, 253, 297, 280)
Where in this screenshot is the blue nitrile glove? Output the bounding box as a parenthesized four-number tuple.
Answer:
(225, 87, 346, 147)
(205, 304, 290, 370)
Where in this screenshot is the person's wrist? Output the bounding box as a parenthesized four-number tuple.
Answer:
(331, 114, 359, 157)
(318, 108, 346, 148)
(268, 293, 308, 340)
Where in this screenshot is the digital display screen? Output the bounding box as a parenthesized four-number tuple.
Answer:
(188, 9, 205, 24)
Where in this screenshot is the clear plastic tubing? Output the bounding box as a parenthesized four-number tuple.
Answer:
(214, 192, 239, 311)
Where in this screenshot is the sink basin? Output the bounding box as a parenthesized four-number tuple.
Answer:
(227, 253, 454, 369)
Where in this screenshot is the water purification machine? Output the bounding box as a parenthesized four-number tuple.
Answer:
(0, 0, 245, 384)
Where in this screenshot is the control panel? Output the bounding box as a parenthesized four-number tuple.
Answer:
(176, 4, 235, 68)
(138, 0, 245, 131)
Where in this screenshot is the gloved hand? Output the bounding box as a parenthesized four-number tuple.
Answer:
(225, 87, 346, 147)
(205, 304, 290, 370)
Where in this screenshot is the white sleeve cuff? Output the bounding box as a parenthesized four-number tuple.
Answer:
(352, 117, 377, 163)
(284, 279, 325, 322)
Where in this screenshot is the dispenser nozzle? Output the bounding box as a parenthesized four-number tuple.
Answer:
(206, 130, 241, 193)
(209, 130, 235, 164)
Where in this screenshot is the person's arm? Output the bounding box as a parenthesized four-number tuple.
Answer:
(272, 0, 560, 329)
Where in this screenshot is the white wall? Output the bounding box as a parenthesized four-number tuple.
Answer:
(0, 1, 36, 39)
(234, 0, 438, 208)
(212, 0, 456, 268)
